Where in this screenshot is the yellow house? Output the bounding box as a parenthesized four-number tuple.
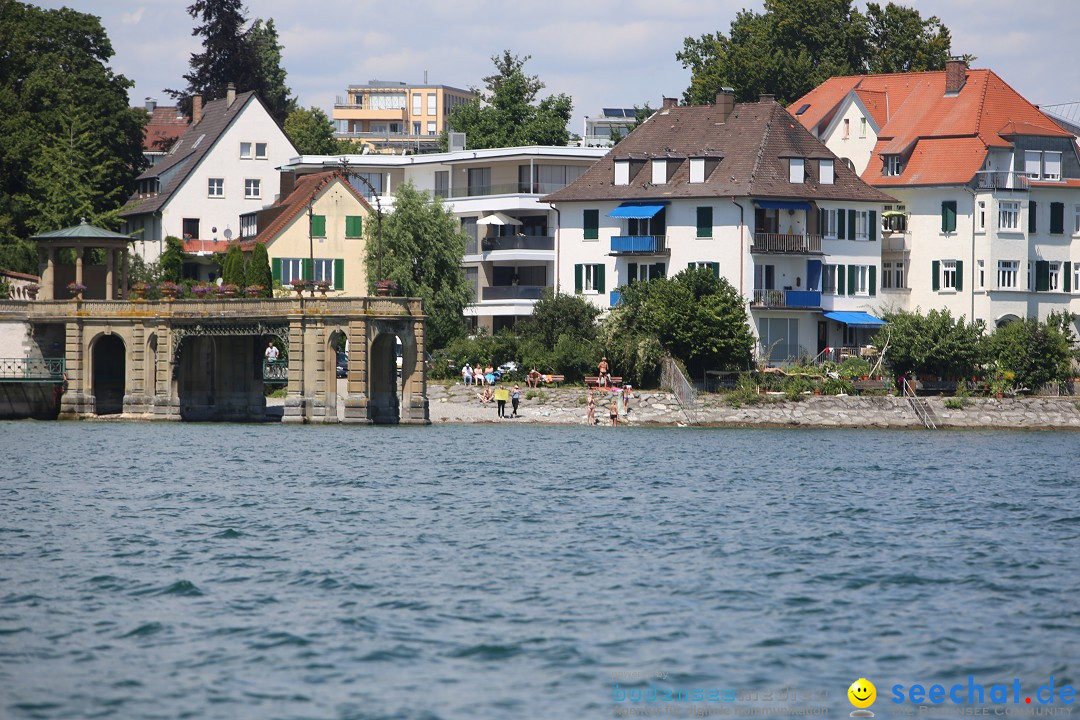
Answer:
(332, 80, 475, 154)
(242, 170, 371, 295)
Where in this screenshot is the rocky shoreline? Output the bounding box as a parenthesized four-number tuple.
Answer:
(428, 382, 1080, 430)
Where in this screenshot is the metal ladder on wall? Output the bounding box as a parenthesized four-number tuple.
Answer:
(901, 380, 936, 429)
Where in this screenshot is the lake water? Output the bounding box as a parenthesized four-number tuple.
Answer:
(1, 423, 1077, 719)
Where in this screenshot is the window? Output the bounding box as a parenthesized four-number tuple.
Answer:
(789, 158, 805, 183)
(883, 155, 902, 176)
(822, 264, 837, 294)
(522, 164, 586, 193)
(614, 159, 629, 185)
(820, 159, 834, 184)
(759, 318, 800, 362)
(207, 178, 224, 197)
(931, 260, 963, 291)
(1024, 150, 1041, 178)
(413, 122, 421, 135)
(369, 92, 406, 110)
(312, 259, 335, 287)
(347, 172, 383, 200)
(1024, 150, 1063, 180)
(280, 258, 303, 286)
(843, 118, 850, 139)
(977, 260, 985, 289)
(651, 159, 668, 185)
(1044, 152, 1062, 180)
(1049, 261, 1061, 291)
(859, 117, 867, 137)
(978, 201, 985, 231)
(1075, 205, 1080, 234)
(881, 261, 904, 289)
(182, 218, 200, 239)
(1050, 202, 1065, 234)
(629, 262, 666, 282)
(997, 260, 1019, 289)
(688, 261, 720, 278)
(467, 167, 490, 195)
(345, 216, 363, 238)
(854, 210, 869, 240)
(412, 93, 421, 115)
(696, 206, 713, 238)
(1074, 263, 1080, 293)
(583, 209, 599, 240)
(575, 263, 604, 294)
(240, 142, 252, 158)
(821, 209, 838, 239)
(941, 259, 957, 290)
(882, 205, 906, 232)
(689, 157, 705, 183)
(754, 264, 775, 291)
(427, 93, 436, 115)
(998, 201, 1019, 231)
(310, 214, 326, 237)
(244, 178, 261, 199)
(240, 213, 257, 239)
(850, 265, 872, 296)
(1029, 200, 1038, 233)
(941, 200, 957, 233)
(1028, 261, 1033, 291)
(434, 171, 449, 199)
(427, 121, 436, 136)
(253, 143, 266, 159)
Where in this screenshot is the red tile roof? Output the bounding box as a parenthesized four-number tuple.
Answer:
(240, 171, 372, 249)
(137, 105, 189, 152)
(791, 67, 1073, 187)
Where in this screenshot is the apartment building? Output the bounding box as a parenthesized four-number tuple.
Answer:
(332, 80, 475, 155)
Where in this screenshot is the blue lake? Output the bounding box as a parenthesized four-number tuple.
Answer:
(0, 423, 1077, 719)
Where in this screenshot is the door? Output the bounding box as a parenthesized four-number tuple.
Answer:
(817, 321, 828, 355)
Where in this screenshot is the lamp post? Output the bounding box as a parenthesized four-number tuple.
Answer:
(306, 195, 316, 297)
(336, 158, 384, 286)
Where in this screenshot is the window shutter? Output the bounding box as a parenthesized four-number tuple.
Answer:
(710, 262, 720, 278)
(596, 264, 605, 293)
(696, 207, 713, 237)
(1035, 260, 1050, 292)
(1029, 201, 1038, 234)
(311, 215, 326, 237)
(628, 262, 638, 283)
(869, 210, 877, 241)
(847, 210, 856, 240)
(837, 209, 846, 240)
(1064, 262, 1072, 293)
(302, 258, 312, 281)
(272, 257, 281, 285)
(583, 210, 599, 240)
(941, 201, 956, 233)
(1050, 202, 1065, 234)
(869, 266, 877, 296)
(819, 208, 826, 234)
(837, 264, 846, 295)
(574, 264, 583, 293)
(345, 216, 363, 237)
(334, 258, 345, 290)
(847, 265, 856, 296)
(955, 260, 963, 292)
(932, 260, 940, 291)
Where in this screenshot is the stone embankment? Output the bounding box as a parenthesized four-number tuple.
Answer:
(427, 382, 1080, 430)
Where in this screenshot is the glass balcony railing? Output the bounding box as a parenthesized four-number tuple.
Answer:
(480, 286, 547, 301)
(480, 236, 554, 252)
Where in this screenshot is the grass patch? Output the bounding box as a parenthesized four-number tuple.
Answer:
(266, 388, 287, 398)
(944, 398, 968, 410)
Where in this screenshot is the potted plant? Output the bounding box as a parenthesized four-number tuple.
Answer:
(374, 279, 398, 297)
(131, 281, 150, 300)
(217, 283, 239, 298)
(244, 284, 265, 298)
(192, 283, 215, 299)
(314, 279, 331, 296)
(290, 278, 311, 296)
(66, 281, 87, 300)
(23, 283, 40, 300)
(158, 281, 180, 300)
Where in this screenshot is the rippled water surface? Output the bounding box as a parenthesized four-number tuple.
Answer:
(1, 422, 1077, 719)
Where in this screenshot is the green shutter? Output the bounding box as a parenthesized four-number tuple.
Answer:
(696, 206, 713, 237)
(837, 209, 846, 239)
(272, 257, 282, 285)
(869, 210, 877, 241)
(1050, 202, 1065, 234)
(302, 258, 313, 281)
(1065, 262, 1072, 293)
(627, 262, 638, 283)
(955, 260, 963, 292)
(583, 209, 599, 240)
(345, 216, 363, 237)
(819, 208, 826, 234)
(574, 264, 583, 293)
(837, 264, 846, 295)
(847, 210, 856, 240)
(869, 266, 877, 297)
(932, 260, 940, 291)
(1035, 260, 1050, 291)
(710, 261, 720, 278)
(941, 201, 956, 233)
(1029, 201, 1038, 234)
(311, 215, 326, 237)
(847, 265, 856, 296)
(334, 258, 345, 290)
(596, 264, 605, 293)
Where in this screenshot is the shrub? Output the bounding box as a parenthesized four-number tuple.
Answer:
(988, 314, 1075, 392)
(944, 398, 968, 410)
(873, 308, 986, 379)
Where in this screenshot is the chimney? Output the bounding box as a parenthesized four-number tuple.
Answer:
(278, 170, 296, 200)
(716, 87, 735, 122)
(145, 97, 157, 114)
(945, 56, 967, 94)
(226, 82, 236, 108)
(192, 94, 203, 124)
(759, 93, 775, 104)
(661, 97, 678, 110)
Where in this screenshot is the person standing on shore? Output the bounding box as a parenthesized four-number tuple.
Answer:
(609, 398, 618, 426)
(494, 386, 509, 418)
(511, 385, 520, 417)
(586, 392, 596, 425)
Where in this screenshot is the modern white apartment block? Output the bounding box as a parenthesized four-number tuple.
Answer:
(544, 93, 897, 364)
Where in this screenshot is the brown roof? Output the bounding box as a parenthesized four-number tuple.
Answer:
(136, 105, 189, 152)
(543, 100, 895, 204)
(240, 171, 372, 249)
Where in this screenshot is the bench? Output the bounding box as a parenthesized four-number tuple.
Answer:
(585, 375, 623, 388)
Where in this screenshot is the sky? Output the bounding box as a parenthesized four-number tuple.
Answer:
(31, 0, 1080, 132)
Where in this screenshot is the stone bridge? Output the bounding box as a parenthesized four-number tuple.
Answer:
(0, 297, 429, 424)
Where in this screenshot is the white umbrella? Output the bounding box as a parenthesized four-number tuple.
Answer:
(476, 212, 522, 226)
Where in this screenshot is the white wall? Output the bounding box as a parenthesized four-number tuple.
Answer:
(819, 97, 878, 173)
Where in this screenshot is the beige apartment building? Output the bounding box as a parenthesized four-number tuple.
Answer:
(332, 80, 475, 154)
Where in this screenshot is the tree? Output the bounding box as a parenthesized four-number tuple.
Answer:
(0, 2, 146, 271)
(160, 236, 184, 282)
(517, 291, 600, 350)
(285, 107, 353, 155)
(677, 0, 958, 106)
(364, 182, 471, 349)
(988, 315, 1076, 391)
(872, 308, 985, 379)
(443, 51, 573, 149)
(245, 242, 273, 296)
(167, 1, 294, 124)
(221, 242, 245, 285)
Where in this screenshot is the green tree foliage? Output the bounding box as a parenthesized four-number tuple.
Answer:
(515, 291, 602, 381)
(221, 242, 246, 285)
(0, 2, 146, 272)
(365, 182, 471, 349)
(284, 106, 354, 155)
(872, 308, 985, 379)
(167, 0, 295, 124)
(245, 243, 273, 296)
(677, 0, 957, 105)
(159, 236, 185, 282)
(604, 267, 754, 384)
(987, 314, 1076, 391)
(444, 51, 573, 149)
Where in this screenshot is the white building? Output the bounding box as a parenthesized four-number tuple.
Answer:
(120, 87, 297, 264)
(543, 94, 897, 364)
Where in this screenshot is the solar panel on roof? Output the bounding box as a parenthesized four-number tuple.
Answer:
(602, 108, 623, 117)
(795, 103, 811, 116)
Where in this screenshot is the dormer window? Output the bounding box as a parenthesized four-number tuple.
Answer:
(615, 159, 629, 186)
(883, 155, 902, 176)
(690, 157, 705, 183)
(789, 158, 804, 184)
(820, 159, 834, 185)
(651, 159, 667, 185)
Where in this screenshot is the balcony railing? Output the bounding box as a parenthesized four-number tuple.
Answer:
(446, 182, 572, 199)
(480, 285, 547, 301)
(610, 235, 668, 254)
(750, 289, 821, 308)
(609, 290, 622, 306)
(974, 171, 1031, 191)
(0, 357, 65, 382)
(752, 233, 822, 254)
(262, 360, 288, 383)
(480, 236, 554, 252)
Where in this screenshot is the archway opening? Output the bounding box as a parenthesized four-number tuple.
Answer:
(369, 333, 400, 423)
(177, 335, 267, 421)
(92, 334, 125, 414)
(327, 329, 348, 422)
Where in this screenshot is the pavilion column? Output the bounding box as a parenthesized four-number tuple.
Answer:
(43, 246, 57, 300)
(75, 247, 84, 290)
(105, 247, 115, 300)
(121, 249, 129, 299)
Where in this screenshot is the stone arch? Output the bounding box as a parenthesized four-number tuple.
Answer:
(368, 319, 418, 424)
(995, 313, 1021, 327)
(146, 333, 159, 396)
(90, 332, 126, 415)
(325, 327, 348, 421)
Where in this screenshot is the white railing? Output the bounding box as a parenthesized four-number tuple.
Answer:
(752, 233, 822, 253)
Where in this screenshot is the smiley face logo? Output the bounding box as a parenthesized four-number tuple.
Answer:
(848, 678, 876, 716)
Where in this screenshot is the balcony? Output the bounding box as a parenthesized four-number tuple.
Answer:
(447, 182, 573, 199)
(752, 233, 822, 254)
(481, 285, 547, 301)
(0, 357, 65, 382)
(750, 289, 821, 309)
(609, 290, 622, 306)
(481, 236, 554, 252)
(610, 235, 668, 255)
(974, 171, 1030, 191)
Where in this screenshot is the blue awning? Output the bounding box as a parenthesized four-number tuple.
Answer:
(824, 311, 887, 328)
(754, 200, 813, 211)
(608, 203, 665, 219)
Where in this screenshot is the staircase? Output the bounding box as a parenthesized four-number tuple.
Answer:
(902, 380, 937, 429)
